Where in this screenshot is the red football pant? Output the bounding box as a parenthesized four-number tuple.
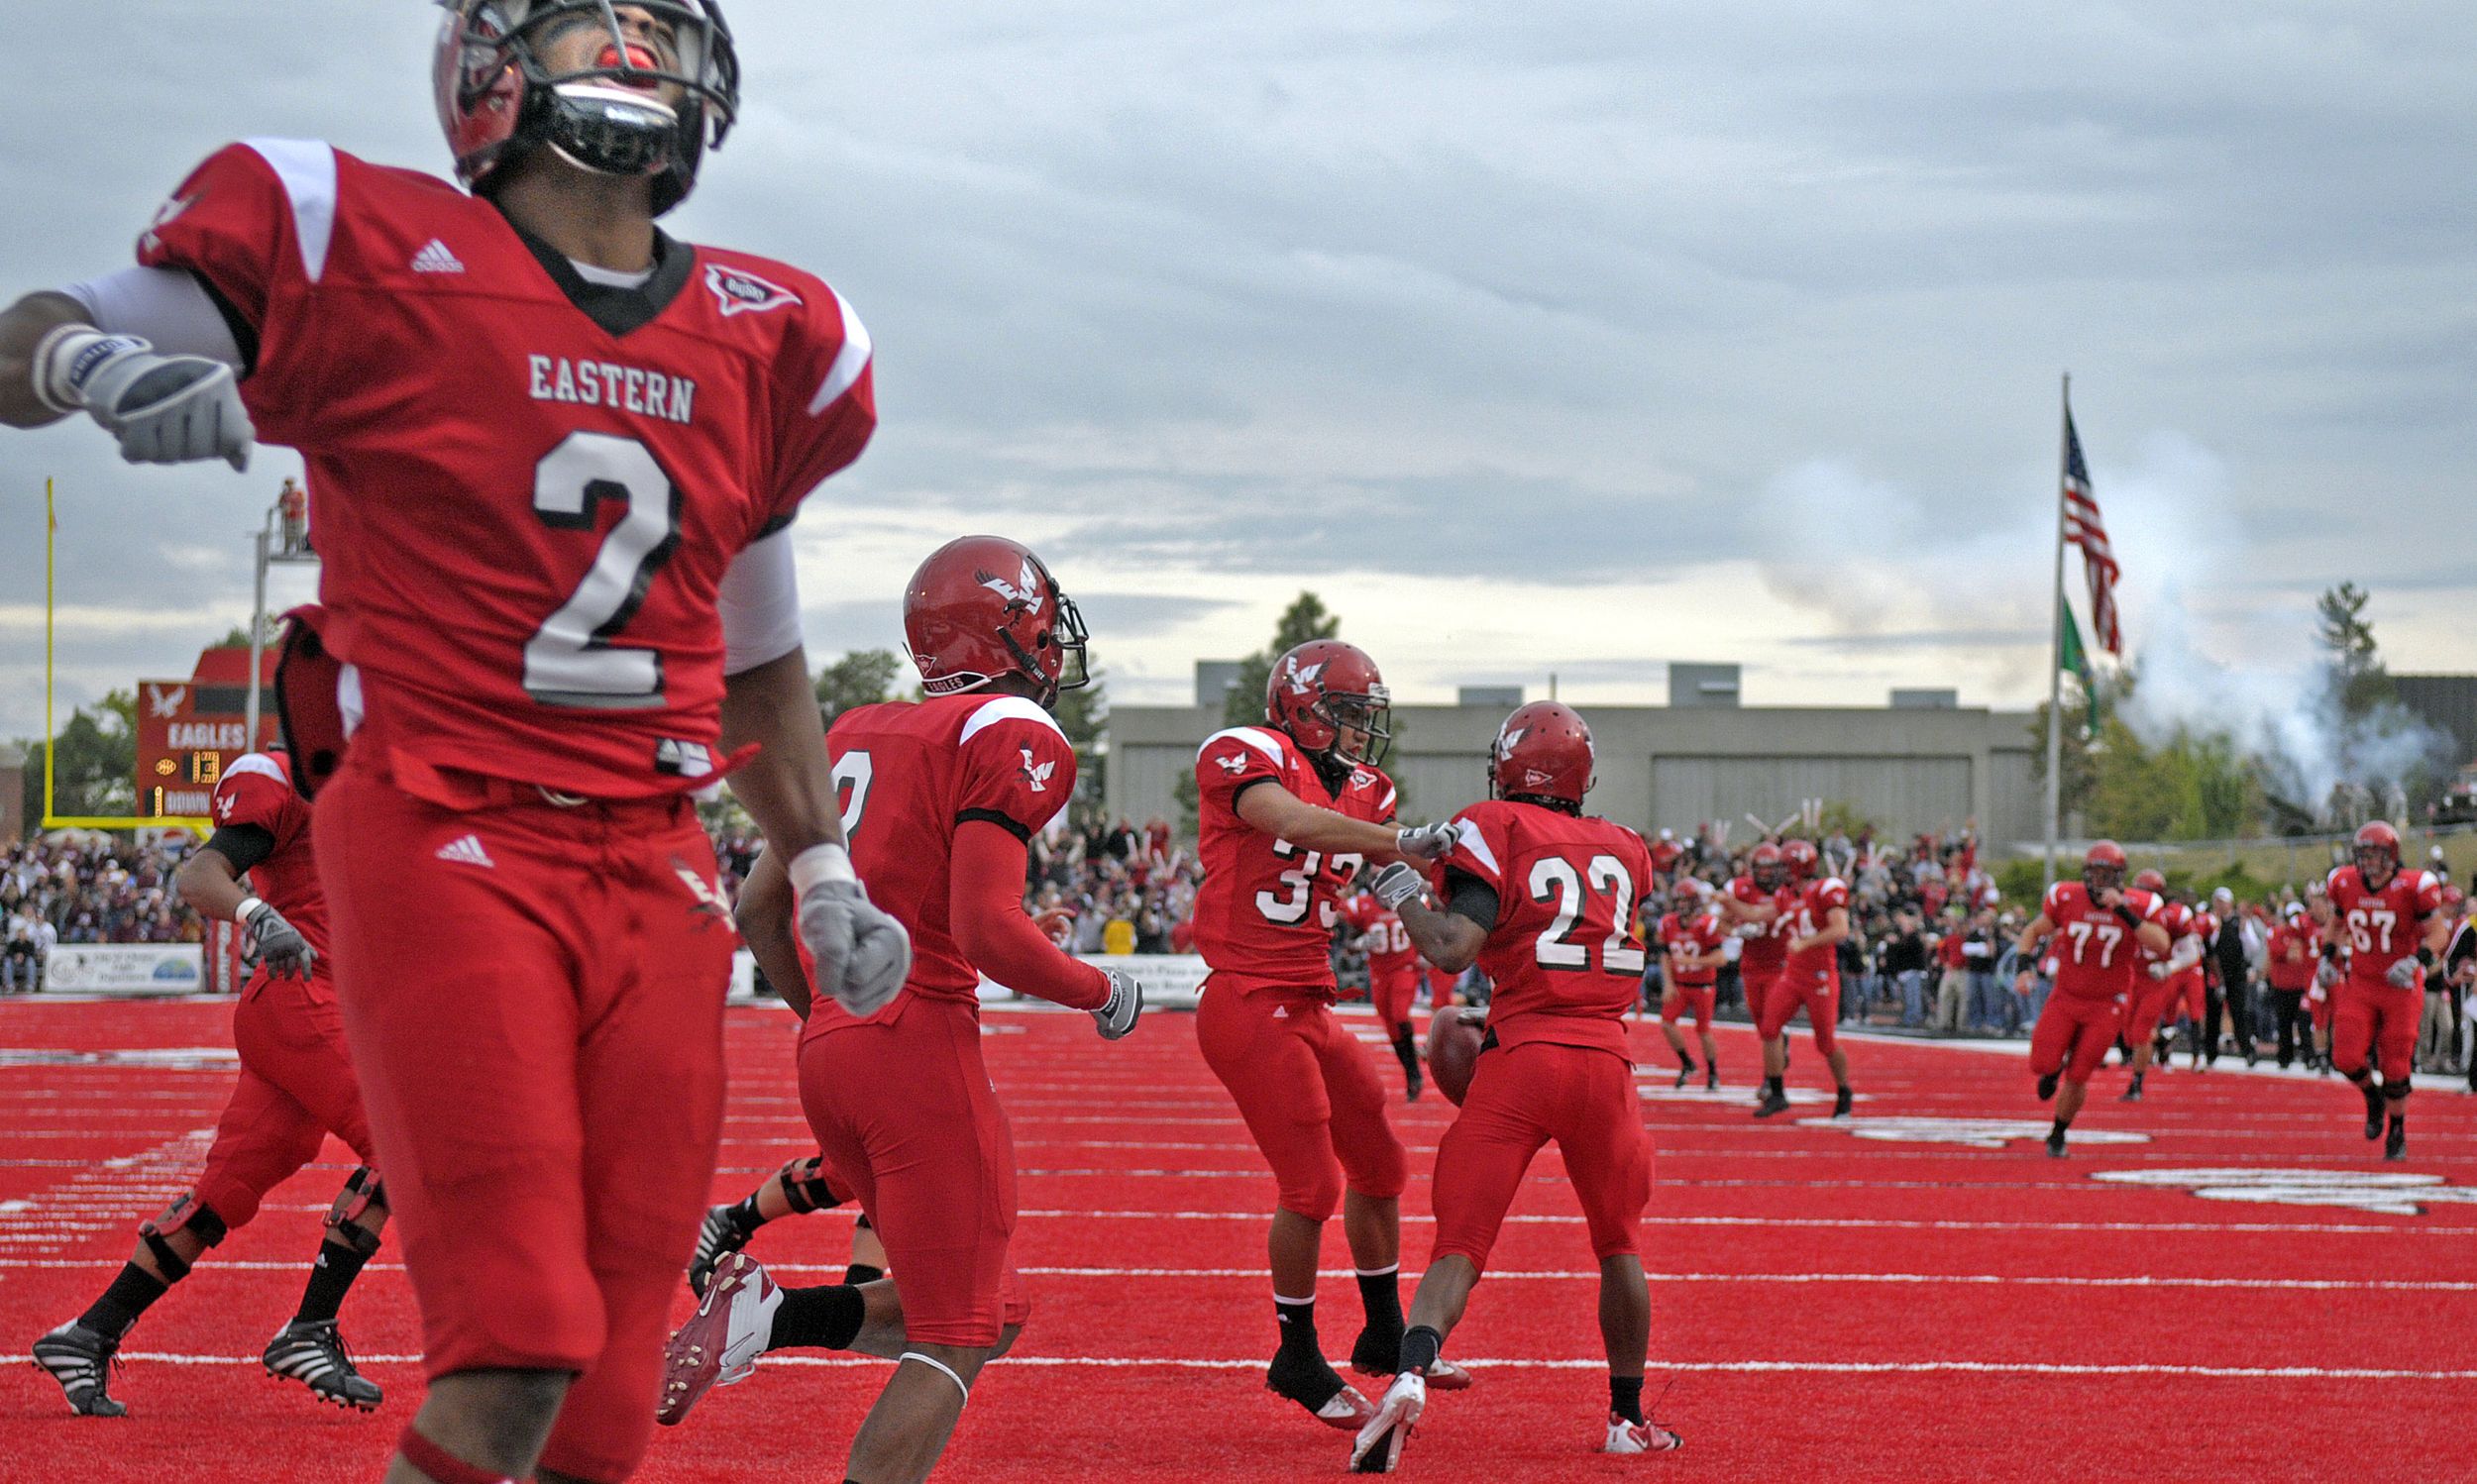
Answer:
(2028, 993, 2122, 1085)
(318, 758, 732, 1484)
(802, 995, 1028, 1347)
(2126, 978, 2178, 1041)
(1756, 969, 1840, 1056)
(1368, 964, 1419, 1026)
(193, 965, 375, 1229)
(1429, 1041, 1651, 1273)
(1197, 981, 1406, 1222)
(1427, 966, 1461, 1006)
(1661, 981, 1715, 1032)
(2330, 979, 2419, 1084)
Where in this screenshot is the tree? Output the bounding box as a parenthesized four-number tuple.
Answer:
(1222, 591, 1341, 729)
(31, 690, 140, 821)
(2315, 582, 2394, 720)
(813, 649, 902, 727)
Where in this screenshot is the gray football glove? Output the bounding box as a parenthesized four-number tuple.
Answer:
(36, 328, 254, 472)
(1093, 967, 1142, 1040)
(238, 899, 314, 979)
(1394, 821, 1459, 861)
(2385, 957, 2421, 990)
(1370, 860, 1426, 911)
(2315, 957, 2342, 990)
(790, 846, 913, 1017)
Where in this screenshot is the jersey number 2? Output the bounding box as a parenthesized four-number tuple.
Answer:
(524, 432, 684, 709)
(1530, 855, 1646, 974)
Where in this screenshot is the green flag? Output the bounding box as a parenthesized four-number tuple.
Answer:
(2060, 598, 2099, 737)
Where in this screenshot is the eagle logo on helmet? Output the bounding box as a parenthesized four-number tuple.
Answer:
(974, 560, 1044, 614)
(1284, 659, 1327, 696)
(704, 264, 801, 317)
(1497, 726, 1527, 760)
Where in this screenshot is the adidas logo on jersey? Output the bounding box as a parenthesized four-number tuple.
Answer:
(410, 240, 466, 274)
(435, 834, 495, 869)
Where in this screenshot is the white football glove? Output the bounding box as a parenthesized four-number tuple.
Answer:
(2146, 962, 2171, 982)
(2385, 957, 2421, 990)
(1394, 821, 1459, 861)
(1092, 967, 1142, 1040)
(2315, 958, 2342, 990)
(34, 327, 254, 472)
(1369, 860, 1425, 911)
(789, 844, 912, 1017)
(236, 897, 314, 979)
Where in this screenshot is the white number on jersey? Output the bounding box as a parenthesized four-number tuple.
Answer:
(1259, 839, 1324, 925)
(1529, 853, 1643, 974)
(831, 750, 874, 837)
(522, 431, 684, 709)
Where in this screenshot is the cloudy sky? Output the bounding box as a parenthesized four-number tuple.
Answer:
(4, 1, 2471, 743)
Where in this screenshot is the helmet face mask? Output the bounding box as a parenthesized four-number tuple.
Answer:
(1318, 691, 1392, 769)
(2085, 841, 2130, 896)
(1751, 845, 1786, 892)
(436, 0, 739, 216)
(1265, 641, 1389, 771)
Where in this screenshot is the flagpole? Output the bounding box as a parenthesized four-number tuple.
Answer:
(2043, 375, 2070, 889)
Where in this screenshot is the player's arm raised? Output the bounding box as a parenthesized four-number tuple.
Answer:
(0, 270, 252, 468)
(1371, 862, 1491, 975)
(1234, 782, 1455, 866)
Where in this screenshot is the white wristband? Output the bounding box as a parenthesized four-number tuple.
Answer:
(787, 842, 857, 898)
(234, 897, 266, 926)
(30, 325, 135, 415)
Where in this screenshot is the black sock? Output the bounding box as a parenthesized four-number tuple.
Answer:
(1355, 1267, 1403, 1337)
(1766, 1075, 1783, 1098)
(292, 1237, 372, 1325)
(79, 1262, 170, 1340)
(2050, 1117, 2068, 1138)
(1390, 1028, 1420, 1080)
(843, 1262, 883, 1286)
(1398, 1325, 1442, 1376)
(1275, 1297, 1321, 1360)
(1610, 1374, 1645, 1425)
(772, 1284, 865, 1351)
(726, 1192, 765, 1236)
(1676, 1051, 1696, 1072)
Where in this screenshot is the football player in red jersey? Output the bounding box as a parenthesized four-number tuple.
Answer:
(1350, 703, 1679, 1471)
(684, 1156, 887, 1297)
(2011, 842, 2171, 1157)
(1191, 639, 1463, 1431)
(1656, 888, 1728, 1090)
(2, 9, 915, 1480)
(1342, 891, 1428, 1100)
(32, 745, 389, 1418)
(658, 538, 1139, 1480)
(1715, 843, 1794, 1061)
(2322, 822, 2449, 1160)
(1748, 839, 1855, 1120)
(2120, 869, 2204, 1099)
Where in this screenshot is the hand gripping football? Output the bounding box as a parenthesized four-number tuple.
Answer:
(1425, 1007, 1490, 1106)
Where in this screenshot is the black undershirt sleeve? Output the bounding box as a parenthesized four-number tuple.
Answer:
(1444, 869, 1501, 933)
(200, 826, 275, 877)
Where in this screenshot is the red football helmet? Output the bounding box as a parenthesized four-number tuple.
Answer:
(434, 1, 740, 217)
(904, 536, 1089, 708)
(2082, 842, 2128, 894)
(1488, 701, 1593, 810)
(1750, 843, 1787, 892)
(1265, 639, 1390, 767)
(2353, 821, 2401, 886)
(1781, 838, 1819, 883)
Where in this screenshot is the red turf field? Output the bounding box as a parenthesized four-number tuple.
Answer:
(3, 998, 2473, 1481)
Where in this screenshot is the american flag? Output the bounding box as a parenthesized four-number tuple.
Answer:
(2060, 410, 2121, 655)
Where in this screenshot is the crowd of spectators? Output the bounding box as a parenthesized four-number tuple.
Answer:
(4, 837, 200, 990)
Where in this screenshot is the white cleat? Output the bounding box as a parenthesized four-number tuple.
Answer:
(655, 1252, 782, 1427)
(1349, 1371, 1427, 1472)
(1422, 1356, 1473, 1391)
(1604, 1413, 1684, 1454)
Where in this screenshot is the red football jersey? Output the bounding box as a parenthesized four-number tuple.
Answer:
(1192, 726, 1397, 997)
(210, 751, 325, 954)
(2137, 900, 2197, 970)
(2264, 919, 2315, 991)
(804, 695, 1078, 1027)
(1781, 876, 1851, 983)
(2184, 910, 2220, 982)
(2326, 866, 2444, 985)
(1436, 799, 1655, 1058)
(1728, 874, 1794, 981)
(140, 141, 874, 797)
(1658, 909, 1725, 988)
(2039, 881, 2160, 1001)
(1340, 894, 1418, 977)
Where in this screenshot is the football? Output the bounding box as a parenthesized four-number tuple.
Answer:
(1425, 1007, 1490, 1106)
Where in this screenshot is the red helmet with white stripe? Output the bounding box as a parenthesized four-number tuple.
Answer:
(1265, 640, 1390, 768)
(904, 536, 1089, 709)
(1488, 701, 1593, 812)
(2353, 821, 2401, 888)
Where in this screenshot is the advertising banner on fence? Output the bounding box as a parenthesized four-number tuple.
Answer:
(43, 943, 208, 997)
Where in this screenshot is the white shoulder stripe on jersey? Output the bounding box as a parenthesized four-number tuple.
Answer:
(1451, 817, 1501, 882)
(1197, 726, 1286, 767)
(807, 287, 873, 416)
(222, 754, 285, 787)
(241, 139, 338, 285)
(959, 694, 1066, 747)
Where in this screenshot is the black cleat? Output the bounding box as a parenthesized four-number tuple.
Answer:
(2362, 1086, 2385, 1141)
(1832, 1086, 1853, 1119)
(1405, 1065, 1423, 1104)
(1754, 1090, 1791, 1119)
(2036, 1073, 2060, 1102)
(2046, 1129, 2068, 1159)
(263, 1320, 381, 1411)
(1705, 1066, 1719, 1093)
(688, 1203, 756, 1298)
(1349, 1324, 1403, 1380)
(1269, 1346, 1374, 1431)
(2118, 1073, 2145, 1103)
(1673, 1065, 1693, 1090)
(33, 1323, 126, 1418)
(2385, 1119, 2407, 1163)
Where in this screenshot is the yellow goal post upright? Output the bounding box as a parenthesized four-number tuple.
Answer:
(43, 477, 213, 834)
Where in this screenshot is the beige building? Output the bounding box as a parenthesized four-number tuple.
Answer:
(1103, 665, 2043, 848)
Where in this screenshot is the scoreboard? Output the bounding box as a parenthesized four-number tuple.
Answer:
(133, 651, 274, 821)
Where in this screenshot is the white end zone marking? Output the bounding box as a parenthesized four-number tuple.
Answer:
(1798, 1115, 2149, 1149)
(2091, 1168, 2477, 1217)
